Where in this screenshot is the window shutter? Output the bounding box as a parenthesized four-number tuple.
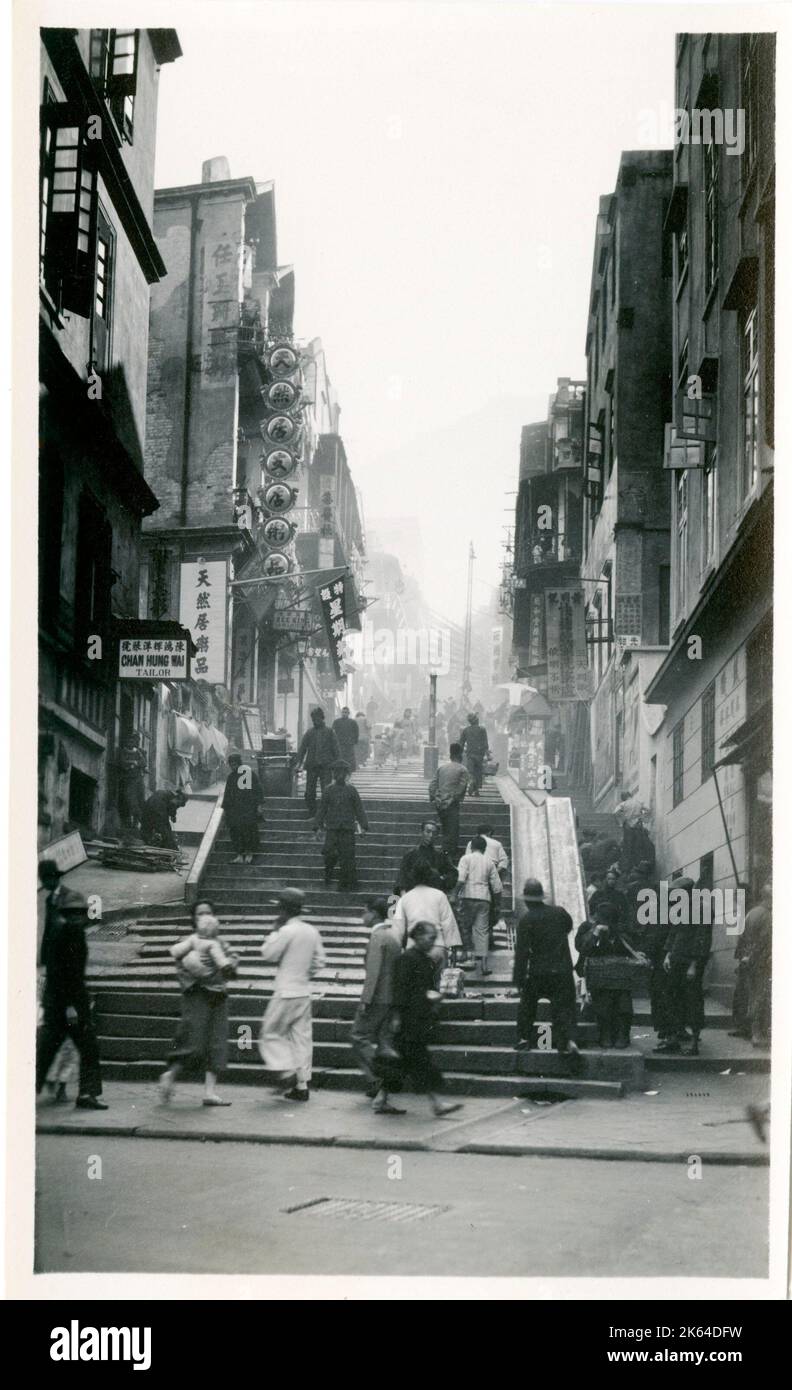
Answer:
(41, 102, 97, 318)
(106, 30, 139, 98)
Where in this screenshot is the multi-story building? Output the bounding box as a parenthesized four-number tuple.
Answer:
(580, 151, 674, 813)
(645, 33, 774, 992)
(38, 27, 182, 845)
(510, 379, 587, 787)
(142, 159, 365, 771)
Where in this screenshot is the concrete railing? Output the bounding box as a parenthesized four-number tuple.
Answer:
(495, 771, 587, 931)
(185, 787, 225, 908)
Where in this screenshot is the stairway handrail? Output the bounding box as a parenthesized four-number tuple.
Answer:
(185, 786, 225, 908)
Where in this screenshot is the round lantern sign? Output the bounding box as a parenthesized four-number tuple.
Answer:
(261, 552, 291, 577)
(263, 482, 297, 514)
(267, 344, 299, 378)
(262, 449, 297, 480)
(263, 517, 293, 549)
(265, 379, 299, 411)
(265, 415, 297, 444)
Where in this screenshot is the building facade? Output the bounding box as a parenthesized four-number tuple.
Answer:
(142, 160, 365, 775)
(39, 27, 182, 845)
(580, 150, 674, 814)
(645, 33, 775, 992)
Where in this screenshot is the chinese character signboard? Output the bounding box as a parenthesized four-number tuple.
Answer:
(318, 576, 349, 680)
(272, 608, 314, 635)
(119, 637, 189, 680)
(179, 560, 228, 683)
(544, 586, 592, 700)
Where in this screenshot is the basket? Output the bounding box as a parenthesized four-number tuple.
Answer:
(584, 955, 649, 991)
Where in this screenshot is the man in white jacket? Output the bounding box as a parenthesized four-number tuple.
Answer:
(391, 867, 461, 962)
(258, 888, 326, 1102)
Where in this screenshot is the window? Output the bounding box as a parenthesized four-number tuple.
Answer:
(701, 682, 716, 780)
(742, 35, 759, 181)
(672, 719, 685, 807)
(677, 335, 689, 389)
(676, 224, 689, 282)
(90, 29, 139, 141)
(698, 850, 714, 891)
(741, 306, 759, 496)
(703, 137, 719, 293)
(675, 470, 688, 619)
(702, 446, 717, 569)
(92, 205, 115, 371)
(658, 564, 670, 644)
(40, 106, 97, 315)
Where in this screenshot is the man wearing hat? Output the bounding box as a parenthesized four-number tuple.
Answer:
(36, 888, 107, 1110)
(659, 877, 711, 1056)
(459, 712, 490, 797)
(258, 888, 327, 1102)
(296, 708, 341, 815)
(314, 761, 370, 891)
(512, 878, 580, 1063)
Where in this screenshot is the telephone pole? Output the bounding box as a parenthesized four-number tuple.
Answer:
(461, 541, 475, 706)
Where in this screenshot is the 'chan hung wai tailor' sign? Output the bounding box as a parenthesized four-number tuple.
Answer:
(119, 637, 190, 680)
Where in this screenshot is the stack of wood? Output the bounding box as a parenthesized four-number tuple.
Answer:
(97, 844, 182, 873)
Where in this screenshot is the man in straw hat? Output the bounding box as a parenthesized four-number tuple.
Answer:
(259, 888, 326, 1102)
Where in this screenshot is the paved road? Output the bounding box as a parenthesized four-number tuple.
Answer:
(36, 1136, 767, 1278)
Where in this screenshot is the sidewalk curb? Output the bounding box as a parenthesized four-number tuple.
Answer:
(36, 1120, 766, 1165)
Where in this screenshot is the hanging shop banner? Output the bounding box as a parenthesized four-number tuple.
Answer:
(545, 586, 593, 701)
(119, 636, 190, 680)
(318, 575, 349, 680)
(520, 720, 547, 789)
(179, 560, 228, 683)
(527, 591, 545, 666)
(273, 608, 314, 634)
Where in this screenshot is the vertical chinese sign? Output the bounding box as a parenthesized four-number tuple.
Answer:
(318, 576, 349, 680)
(545, 586, 592, 700)
(179, 560, 228, 683)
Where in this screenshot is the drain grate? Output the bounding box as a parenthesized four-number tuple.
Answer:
(283, 1197, 449, 1223)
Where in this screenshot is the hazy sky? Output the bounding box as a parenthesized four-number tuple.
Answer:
(152, 1, 688, 621)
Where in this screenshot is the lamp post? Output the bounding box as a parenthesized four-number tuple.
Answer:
(424, 669, 439, 778)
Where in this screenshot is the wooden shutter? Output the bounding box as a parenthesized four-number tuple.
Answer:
(40, 103, 97, 318)
(106, 30, 139, 98)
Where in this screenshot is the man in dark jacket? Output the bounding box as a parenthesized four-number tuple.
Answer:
(314, 761, 369, 890)
(36, 889, 107, 1110)
(512, 878, 580, 1061)
(224, 752, 262, 863)
(140, 789, 186, 849)
(659, 877, 711, 1056)
(459, 713, 489, 796)
(392, 921, 462, 1117)
(297, 708, 340, 814)
(333, 707, 360, 772)
(394, 820, 458, 894)
(38, 858, 65, 970)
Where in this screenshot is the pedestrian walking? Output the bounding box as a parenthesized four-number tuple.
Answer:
(735, 882, 772, 1047)
(140, 788, 186, 849)
(355, 711, 371, 766)
(36, 889, 107, 1110)
(574, 902, 635, 1048)
(391, 867, 462, 961)
(117, 731, 147, 832)
(657, 877, 711, 1057)
(428, 742, 469, 859)
(314, 761, 370, 889)
(395, 819, 458, 894)
(258, 888, 326, 1102)
(350, 896, 404, 1114)
(391, 922, 462, 1118)
(512, 878, 581, 1065)
(296, 708, 340, 814)
(466, 820, 510, 948)
(454, 835, 501, 975)
(223, 752, 262, 863)
(459, 712, 489, 796)
(158, 900, 239, 1106)
(333, 706, 360, 772)
(614, 791, 651, 874)
(38, 858, 66, 971)
(391, 721, 407, 769)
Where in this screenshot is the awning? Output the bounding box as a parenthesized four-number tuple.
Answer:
(716, 701, 772, 768)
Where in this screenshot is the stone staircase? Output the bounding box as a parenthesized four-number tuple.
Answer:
(86, 759, 751, 1099)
